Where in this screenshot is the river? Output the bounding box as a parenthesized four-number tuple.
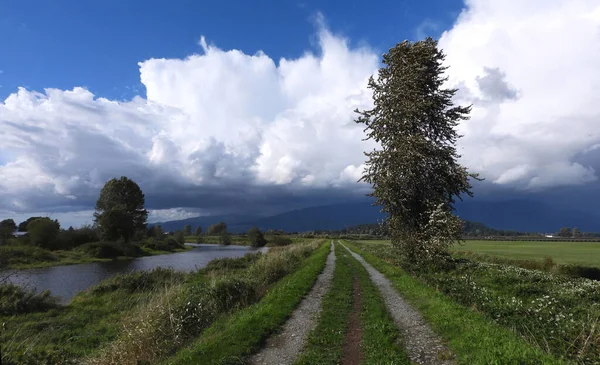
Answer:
(3, 243, 268, 303)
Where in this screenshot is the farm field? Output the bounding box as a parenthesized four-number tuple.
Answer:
(452, 240, 600, 268)
(354, 239, 600, 268)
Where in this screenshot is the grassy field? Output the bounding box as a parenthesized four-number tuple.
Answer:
(452, 240, 600, 267)
(356, 239, 600, 268)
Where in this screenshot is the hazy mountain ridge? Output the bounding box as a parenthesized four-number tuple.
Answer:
(152, 199, 600, 233)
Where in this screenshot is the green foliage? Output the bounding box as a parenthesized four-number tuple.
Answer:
(17, 216, 43, 232)
(0, 283, 61, 315)
(183, 224, 192, 236)
(462, 220, 530, 237)
(174, 231, 186, 246)
(207, 221, 227, 235)
(76, 241, 142, 258)
(203, 252, 263, 271)
(247, 226, 267, 247)
(219, 230, 232, 245)
(56, 225, 99, 249)
(91, 268, 187, 294)
(144, 237, 185, 252)
(165, 241, 328, 365)
(269, 236, 293, 246)
(572, 227, 583, 238)
(94, 176, 148, 242)
(0, 218, 17, 243)
(355, 38, 478, 267)
(27, 217, 61, 249)
(558, 227, 572, 237)
(1, 281, 169, 364)
(0, 244, 59, 268)
(92, 241, 322, 364)
(147, 224, 165, 239)
(195, 226, 202, 236)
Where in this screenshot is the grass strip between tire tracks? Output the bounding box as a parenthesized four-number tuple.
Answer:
(343, 241, 567, 365)
(348, 245, 412, 365)
(163, 241, 331, 365)
(294, 243, 353, 365)
(296, 243, 411, 365)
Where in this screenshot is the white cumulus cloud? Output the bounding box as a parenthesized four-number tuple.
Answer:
(2, 3, 600, 226)
(441, 0, 600, 189)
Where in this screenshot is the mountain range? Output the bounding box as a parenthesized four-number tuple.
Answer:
(152, 199, 600, 234)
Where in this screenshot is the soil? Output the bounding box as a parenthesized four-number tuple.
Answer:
(341, 276, 364, 365)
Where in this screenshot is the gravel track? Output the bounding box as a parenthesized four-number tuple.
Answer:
(340, 242, 456, 365)
(249, 241, 336, 365)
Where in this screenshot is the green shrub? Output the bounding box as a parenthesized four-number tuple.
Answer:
(248, 227, 267, 247)
(269, 236, 293, 246)
(0, 244, 58, 268)
(91, 268, 187, 294)
(204, 252, 263, 271)
(143, 237, 185, 252)
(76, 241, 142, 258)
(0, 283, 60, 315)
(559, 264, 600, 281)
(219, 231, 232, 245)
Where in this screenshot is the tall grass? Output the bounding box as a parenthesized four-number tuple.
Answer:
(86, 241, 321, 365)
(1, 268, 187, 364)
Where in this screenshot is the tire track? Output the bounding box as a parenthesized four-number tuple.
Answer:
(340, 242, 455, 365)
(249, 241, 336, 365)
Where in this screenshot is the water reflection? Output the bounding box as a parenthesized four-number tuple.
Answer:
(3, 244, 267, 303)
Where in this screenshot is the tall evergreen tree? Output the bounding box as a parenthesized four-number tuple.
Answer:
(356, 38, 479, 267)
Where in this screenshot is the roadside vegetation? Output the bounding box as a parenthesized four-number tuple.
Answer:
(0, 240, 325, 364)
(349, 240, 598, 364)
(163, 241, 329, 364)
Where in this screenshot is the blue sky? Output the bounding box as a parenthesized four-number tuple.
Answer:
(1, 0, 600, 228)
(0, 0, 462, 100)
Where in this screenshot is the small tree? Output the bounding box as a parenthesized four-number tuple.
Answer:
(219, 231, 232, 245)
(572, 227, 583, 238)
(558, 227, 572, 238)
(356, 38, 478, 267)
(183, 225, 192, 236)
(195, 226, 202, 236)
(247, 227, 267, 247)
(0, 219, 17, 243)
(207, 222, 227, 235)
(175, 231, 185, 246)
(94, 176, 148, 242)
(17, 217, 43, 232)
(28, 218, 61, 249)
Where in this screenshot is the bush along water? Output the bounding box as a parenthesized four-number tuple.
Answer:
(87, 240, 321, 365)
(353, 241, 600, 364)
(0, 283, 61, 315)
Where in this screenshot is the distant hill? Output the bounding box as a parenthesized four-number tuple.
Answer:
(454, 199, 600, 233)
(152, 199, 600, 234)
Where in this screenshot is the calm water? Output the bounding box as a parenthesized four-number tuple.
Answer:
(3, 244, 267, 303)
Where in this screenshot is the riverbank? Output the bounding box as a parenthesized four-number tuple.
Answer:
(1, 239, 326, 364)
(0, 242, 193, 270)
(192, 235, 298, 247)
